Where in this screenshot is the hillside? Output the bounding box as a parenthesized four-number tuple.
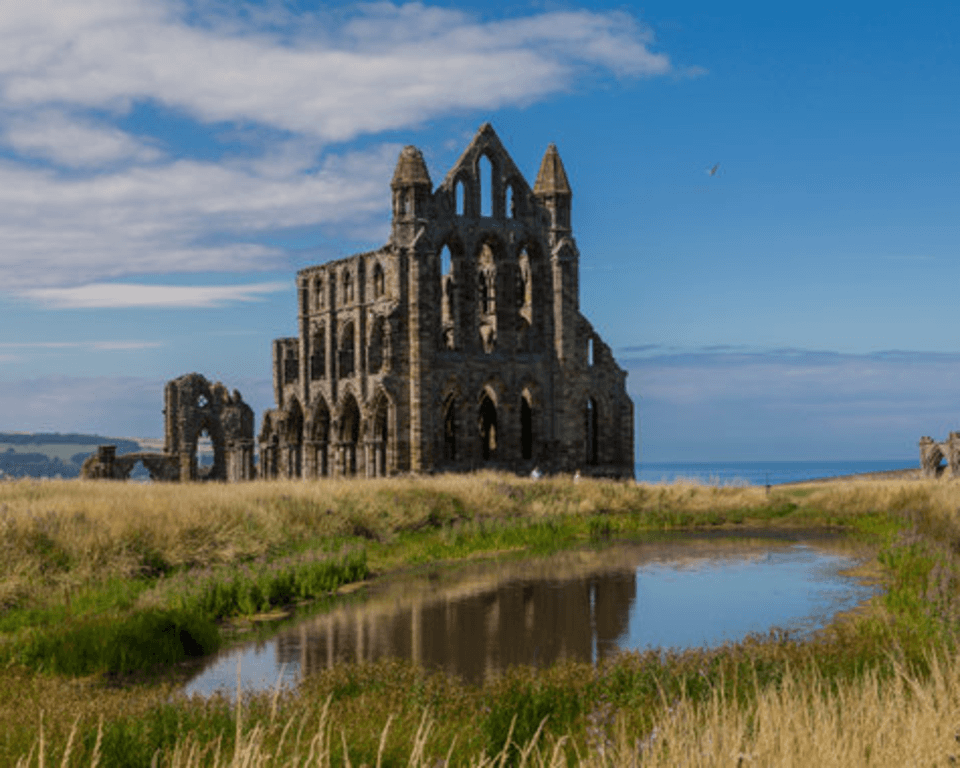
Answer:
(0, 433, 146, 479)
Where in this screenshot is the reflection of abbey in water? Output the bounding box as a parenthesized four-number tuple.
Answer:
(259, 124, 634, 479)
(275, 572, 636, 684)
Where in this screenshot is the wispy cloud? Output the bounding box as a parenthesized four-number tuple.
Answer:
(0, 1, 676, 294)
(0, 341, 163, 350)
(20, 282, 288, 309)
(625, 348, 960, 461)
(0, 374, 274, 437)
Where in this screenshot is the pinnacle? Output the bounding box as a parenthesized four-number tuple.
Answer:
(391, 145, 432, 187)
(533, 143, 571, 196)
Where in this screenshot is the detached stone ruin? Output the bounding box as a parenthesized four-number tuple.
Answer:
(919, 433, 960, 478)
(85, 125, 636, 482)
(82, 373, 254, 481)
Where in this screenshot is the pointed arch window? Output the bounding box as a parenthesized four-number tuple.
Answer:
(342, 270, 353, 305)
(479, 154, 493, 217)
(368, 316, 387, 373)
(310, 324, 326, 380)
(373, 262, 385, 298)
(455, 179, 466, 216)
(339, 322, 355, 378)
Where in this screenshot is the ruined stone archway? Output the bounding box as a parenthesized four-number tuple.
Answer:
(285, 399, 304, 478)
(338, 394, 361, 476)
(478, 392, 498, 462)
(521, 395, 534, 461)
(311, 398, 331, 477)
(368, 393, 390, 477)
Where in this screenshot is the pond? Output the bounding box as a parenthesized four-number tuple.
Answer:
(182, 530, 883, 696)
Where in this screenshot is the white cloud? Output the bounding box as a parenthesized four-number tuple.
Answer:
(625, 349, 960, 461)
(0, 3, 670, 140)
(0, 1, 677, 294)
(21, 281, 289, 309)
(3, 109, 163, 167)
(0, 341, 162, 350)
(0, 143, 397, 290)
(0, 374, 274, 437)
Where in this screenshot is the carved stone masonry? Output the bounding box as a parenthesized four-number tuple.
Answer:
(259, 124, 635, 479)
(81, 373, 255, 481)
(919, 433, 960, 478)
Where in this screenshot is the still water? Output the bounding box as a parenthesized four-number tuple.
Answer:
(183, 531, 882, 696)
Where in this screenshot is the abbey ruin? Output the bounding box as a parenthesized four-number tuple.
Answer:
(258, 124, 634, 479)
(84, 125, 635, 482)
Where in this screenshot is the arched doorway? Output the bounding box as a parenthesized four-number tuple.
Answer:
(312, 399, 331, 477)
(585, 397, 599, 466)
(369, 395, 389, 477)
(286, 399, 304, 478)
(339, 395, 360, 476)
(521, 396, 533, 461)
(478, 393, 497, 461)
(443, 395, 457, 463)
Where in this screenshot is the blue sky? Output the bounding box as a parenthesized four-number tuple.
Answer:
(2, 0, 959, 462)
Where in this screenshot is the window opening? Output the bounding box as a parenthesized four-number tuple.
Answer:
(339, 322, 355, 378)
(588, 337, 594, 367)
(479, 155, 493, 217)
(368, 317, 385, 373)
(455, 180, 465, 216)
(286, 401, 304, 478)
(340, 396, 360, 476)
(313, 401, 330, 477)
(505, 184, 515, 219)
(310, 325, 326, 380)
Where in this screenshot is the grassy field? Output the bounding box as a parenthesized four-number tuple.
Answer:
(3, 472, 960, 765)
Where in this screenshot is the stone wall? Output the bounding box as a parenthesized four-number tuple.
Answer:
(260, 124, 634, 479)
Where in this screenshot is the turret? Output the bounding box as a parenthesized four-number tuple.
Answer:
(391, 145, 432, 244)
(533, 143, 572, 245)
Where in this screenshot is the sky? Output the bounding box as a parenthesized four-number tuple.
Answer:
(2, 0, 960, 463)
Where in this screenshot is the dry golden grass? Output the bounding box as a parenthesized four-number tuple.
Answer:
(9, 471, 960, 766)
(3, 472, 960, 608)
(13, 648, 960, 766)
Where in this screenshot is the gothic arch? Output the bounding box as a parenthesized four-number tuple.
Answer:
(452, 172, 472, 217)
(338, 320, 356, 378)
(478, 151, 497, 218)
(311, 397, 331, 477)
(366, 388, 393, 477)
(310, 322, 326, 380)
(477, 390, 498, 462)
(372, 261, 386, 299)
(337, 393, 361, 476)
(368, 315, 388, 373)
(285, 398, 305, 478)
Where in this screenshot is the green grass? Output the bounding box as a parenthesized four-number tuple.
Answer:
(9, 475, 960, 763)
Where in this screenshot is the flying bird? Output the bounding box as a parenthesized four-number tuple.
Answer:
(706, 163, 720, 176)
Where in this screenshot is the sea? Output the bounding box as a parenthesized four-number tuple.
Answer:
(634, 459, 916, 487)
